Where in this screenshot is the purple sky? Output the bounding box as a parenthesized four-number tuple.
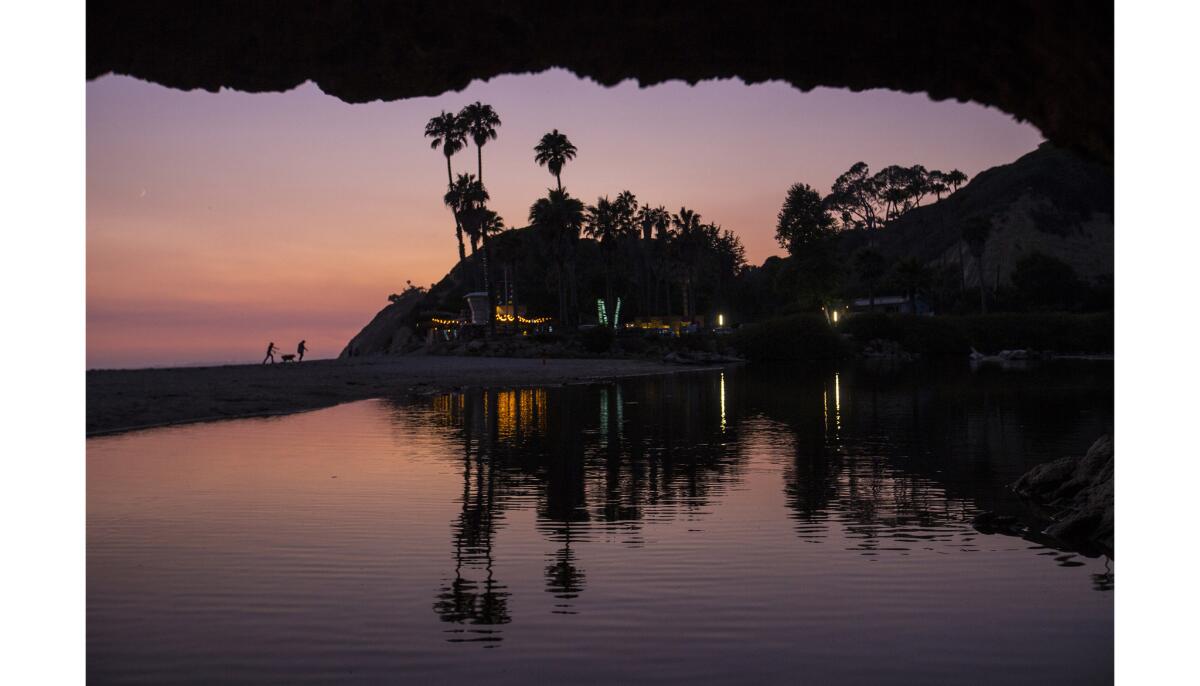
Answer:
(87, 69, 1042, 368)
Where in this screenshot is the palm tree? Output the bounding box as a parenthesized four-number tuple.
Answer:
(444, 174, 501, 329)
(533, 129, 577, 192)
(585, 196, 625, 324)
(444, 173, 490, 254)
(648, 207, 673, 314)
(529, 189, 585, 326)
(672, 207, 703, 318)
(459, 102, 501, 185)
(425, 111, 469, 262)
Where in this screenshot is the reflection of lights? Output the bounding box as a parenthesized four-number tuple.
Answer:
(822, 390, 829, 431)
(719, 372, 727, 432)
(834, 372, 842, 431)
(599, 387, 609, 437)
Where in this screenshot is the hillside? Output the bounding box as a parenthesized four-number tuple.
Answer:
(842, 143, 1113, 287)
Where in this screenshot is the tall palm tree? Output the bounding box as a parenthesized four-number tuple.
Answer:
(444, 173, 501, 329)
(672, 207, 703, 318)
(649, 207, 673, 314)
(533, 129, 577, 192)
(529, 189, 585, 326)
(459, 102, 501, 185)
(585, 196, 624, 323)
(444, 174, 490, 254)
(425, 111, 469, 262)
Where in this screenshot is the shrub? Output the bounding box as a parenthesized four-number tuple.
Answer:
(841, 313, 969, 355)
(951, 312, 1112, 353)
(729, 314, 847, 362)
(840, 312, 1113, 355)
(580, 326, 615, 353)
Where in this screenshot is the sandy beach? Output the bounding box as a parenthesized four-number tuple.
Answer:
(86, 355, 724, 436)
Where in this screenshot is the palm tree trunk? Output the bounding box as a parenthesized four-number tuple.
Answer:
(556, 173, 562, 192)
(447, 156, 465, 263)
(482, 229, 494, 334)
(477, 145, 484, 185)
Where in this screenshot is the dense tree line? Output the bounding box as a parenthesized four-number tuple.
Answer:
(425, 105, 747, 330)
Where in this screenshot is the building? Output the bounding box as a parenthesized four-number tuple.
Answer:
(850, 295, 933, 315)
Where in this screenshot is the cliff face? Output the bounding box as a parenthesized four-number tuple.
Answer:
(339, 251, 486, 358)
(338, 288, 425, 358)
(847, 143, 1114, 287)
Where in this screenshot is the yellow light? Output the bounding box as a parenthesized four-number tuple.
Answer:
(832, 310, 839, 324)
(718, 313, 724, 327)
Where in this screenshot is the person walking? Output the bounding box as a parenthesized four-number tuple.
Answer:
(263, 341, 277, 364)
(297, 340, 308, 362)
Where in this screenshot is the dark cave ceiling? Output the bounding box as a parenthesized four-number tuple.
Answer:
(87, 1, 1113, 162)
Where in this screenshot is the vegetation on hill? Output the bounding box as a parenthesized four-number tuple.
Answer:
(344, 105, 1112, 360)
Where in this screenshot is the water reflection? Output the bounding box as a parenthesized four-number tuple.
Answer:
(410, 361, 1112, 643)
(89, 361, 1114, 682)
(411, 375, 744, 641)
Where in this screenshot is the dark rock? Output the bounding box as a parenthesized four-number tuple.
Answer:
(339, 288, 423, 358)
(971, 512, 1026, 536)
(1013, 434, 1113, 553)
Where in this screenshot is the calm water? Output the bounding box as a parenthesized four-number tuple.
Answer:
(88, 362, 1113, 684)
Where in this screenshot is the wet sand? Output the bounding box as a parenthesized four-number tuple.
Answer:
(87, 355, 722, 436)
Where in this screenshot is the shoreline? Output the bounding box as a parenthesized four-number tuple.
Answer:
(87, 355, 731, 437)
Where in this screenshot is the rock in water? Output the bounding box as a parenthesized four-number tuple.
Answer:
(1013, 434, 1113, 553)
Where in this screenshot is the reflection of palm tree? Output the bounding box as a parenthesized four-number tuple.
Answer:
(545, 524, 586, 613)
(425, 111, 469, 263)
(433, 397, 511, 637)
(533, 129, 577, 192)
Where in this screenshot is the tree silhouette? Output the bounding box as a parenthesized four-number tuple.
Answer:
(892, 256, 932, 306)
(636, 205, 671, 313)
(425, 111, 469, 262)
(584, 196, 628, 324)
(671, 208, 704, 318)
(529, 189, 585, 326)
(533, 129, 577, 192)
(459, 102, 501, 185)
(853, 247, 887, 310)
(444, 174, 490, 255)
(776, 183, 835, 255)
(1012, 252, 1082, 311)
(445, 173, 500, 328)
(825, 162, 883, 232)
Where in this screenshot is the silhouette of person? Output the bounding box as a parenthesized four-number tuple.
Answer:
(263, 341, 277, 364)
(297, 340, 307, 362)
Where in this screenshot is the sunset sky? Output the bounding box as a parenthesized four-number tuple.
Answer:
(87, 69, 1043, 368)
